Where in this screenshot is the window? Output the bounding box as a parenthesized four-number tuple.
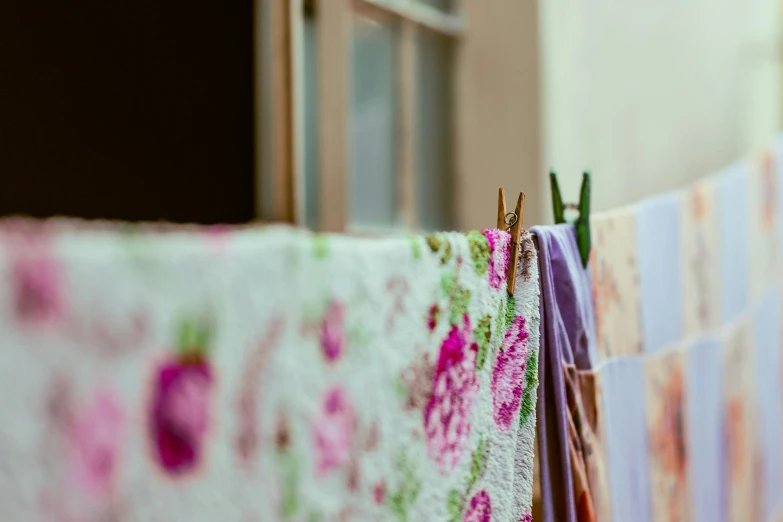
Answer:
(292, 0, 464, 232)
(260, 0, 543, 231)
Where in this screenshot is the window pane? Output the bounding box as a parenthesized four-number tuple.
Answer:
(349, 14, 399, 228)
(416, 29, 454, 230)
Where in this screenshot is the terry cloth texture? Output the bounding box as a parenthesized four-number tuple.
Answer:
(0, 220, 541, 522)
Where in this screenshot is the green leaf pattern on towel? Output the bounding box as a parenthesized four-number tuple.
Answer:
(466, 230, 491, 276)
(388, 451, 421, 522)
(475, 315, 493, 371)
(440, 271, 472, 325)
(426, 234, 453, 265)
(445, 436, 490, 522)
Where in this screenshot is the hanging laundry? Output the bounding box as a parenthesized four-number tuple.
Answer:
(0, 220, 541, 522)
(748, 151, 781, 302)
(753, 287, 783, 522)
(685, 337, 725, 522)
(716, 163, 750, 324)
(590, 208, 643, 360)
(636, 193, 683, 354)
(644, 347, 690, 522)
(530, 224, 610, 522)
(722, 317, 762, 522)
(535, 138, 783, 522)
(680, 178, 721, 336)
(778, 136, 783, 260)
(601, 356, 653, 522)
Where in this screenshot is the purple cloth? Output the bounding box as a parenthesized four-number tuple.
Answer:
(531, 224, 597, 522)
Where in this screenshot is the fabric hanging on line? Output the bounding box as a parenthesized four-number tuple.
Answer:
(601, 356, 653, 522)
(590, 190, 691, 522)
(0, 220, 541, 522)
(634, 194, 689, 522)
(752, 287, 782, 522)
(530, 224, 611, 522)
(579, 138, 783, 522)
(677, 173, 725, 522)
(716, 162, 749, 324)
(747, 151, 780, 303)
(527, 137, 783, 522)
(685, 336, 725, 522)
(721, 316, 761, 522)
(590, 208, 643, 361)
(635, 194, 683, 355)
(680, 177, 721, 337)
(643, 345, 689, 522)
(746, 147, 783, 522)
(588, 207, 652, 522)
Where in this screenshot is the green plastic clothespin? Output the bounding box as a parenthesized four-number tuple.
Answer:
(550, 169, 591, 268)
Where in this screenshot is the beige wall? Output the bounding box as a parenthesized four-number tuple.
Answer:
(455, 0, 543, 231)
(273, 0, 782, 231)
(456, 0, 781, 229)
(537, 0, 781, 222)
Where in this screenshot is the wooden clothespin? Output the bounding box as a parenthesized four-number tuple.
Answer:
(497, 188, 526, 295)
(550, 169, 591, 268)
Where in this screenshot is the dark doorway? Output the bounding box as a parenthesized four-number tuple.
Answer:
(0, 0, 255, 224)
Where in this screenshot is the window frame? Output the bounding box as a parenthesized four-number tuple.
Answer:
(254, 0, 296, 224)
(257, 0, 544, 232)
(289, 0, 466, 232)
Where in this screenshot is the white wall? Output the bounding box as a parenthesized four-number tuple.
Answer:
(537, 0, 781, 221)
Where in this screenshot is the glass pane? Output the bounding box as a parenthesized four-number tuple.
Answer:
(416, 30, 454, 230)
(349, 14, 398, 228)
(303, 15, 319, 230)
(415, 0, 454, 12)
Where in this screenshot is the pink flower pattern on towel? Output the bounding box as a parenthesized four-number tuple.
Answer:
(483, 229, 511, 290)
(424, 315, 480, 473)
(491, 316, 530, 431)
(67, 389, 126, 498)
(150, 359, 214, 476)
(464, 489, 493, 522)
(313, 386, 356, 476)
(321, 300, 346, 363)
(8, 233, 63, 325)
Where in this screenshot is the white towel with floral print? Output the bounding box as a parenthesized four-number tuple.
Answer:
(0, 220, 540, 522)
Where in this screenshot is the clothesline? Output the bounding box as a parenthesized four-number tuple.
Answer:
(0, 136, 781, 521)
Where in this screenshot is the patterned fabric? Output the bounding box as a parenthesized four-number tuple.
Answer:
(564, 364, 612, 522)
(601, 357, 653, 522)
(644, 349, 689, 522)
(748, 151, 780, 302)
(754, 288, 782, 522)
(590, 209, 642, 361)
(680, 179, 720, 336)
(579, 139, 783, 522)
(722, 318, 761, 522)
(530, 224, 606, 522)
(686, 337, 725, 522)
(716, 163, 750, 324)
(0, 221, 541, 521)
(636, 194, 683, 354)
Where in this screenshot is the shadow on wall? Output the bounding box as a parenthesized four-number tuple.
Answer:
(0, 0, 255, 224)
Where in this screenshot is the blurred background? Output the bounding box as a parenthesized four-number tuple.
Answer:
(1, 0, 780, 231)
